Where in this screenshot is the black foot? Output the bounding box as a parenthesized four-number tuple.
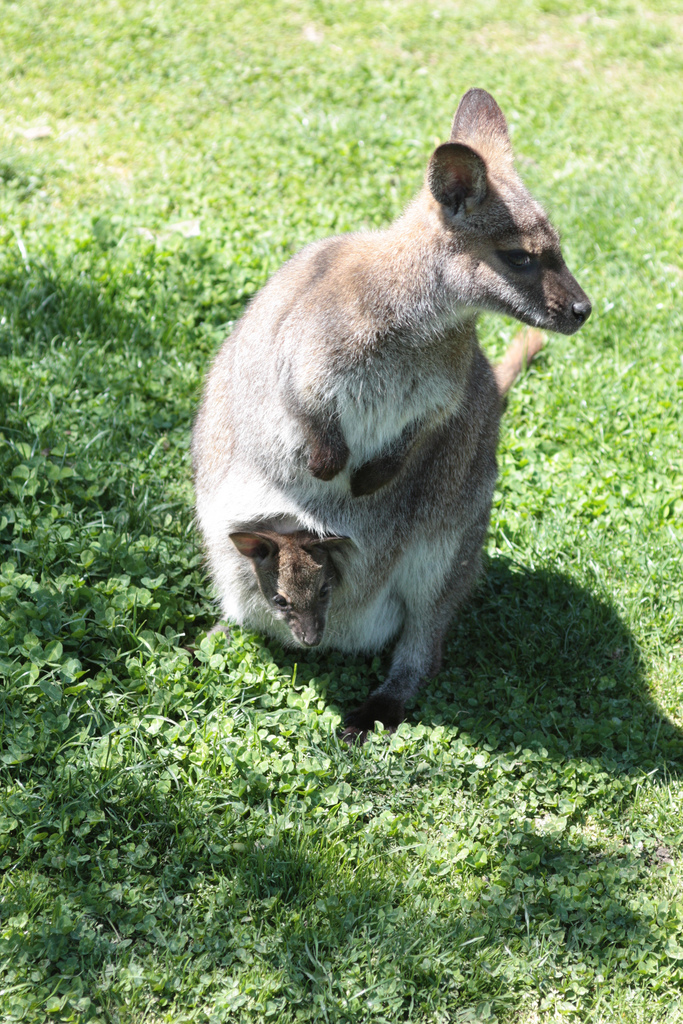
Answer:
(342, 695, 405, 745)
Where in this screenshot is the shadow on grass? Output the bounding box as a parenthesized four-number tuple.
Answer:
(438, 557, 682, 772)
(0, 221, 247, 365)
(0, 245, 138, 360)
(234, 830, 674, 1014)
(2, 818, 669, 1020)
(307, 557, 683, 779)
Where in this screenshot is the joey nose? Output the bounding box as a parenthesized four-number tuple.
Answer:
(300, 635, 321, 648)
(572, 299, 592, 323)
(294, 623, 322, 647)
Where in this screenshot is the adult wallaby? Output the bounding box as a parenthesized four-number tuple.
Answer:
(192, 88, 591, 739)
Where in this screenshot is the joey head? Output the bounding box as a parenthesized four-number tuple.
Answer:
(229, 530, 349, 648)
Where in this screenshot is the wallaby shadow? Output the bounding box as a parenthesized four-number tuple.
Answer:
(294, 556, 683, 779)
(432, 556, 683, 773)
(226, 828, 673, 1011)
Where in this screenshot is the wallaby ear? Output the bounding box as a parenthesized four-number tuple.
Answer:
(308, 535, 352, 579)
(450, 88, 512, 161)
(427, 142, 487, 213)
(230, 532, 278, 562)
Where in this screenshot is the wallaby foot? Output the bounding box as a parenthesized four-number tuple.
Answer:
(493, 327, 545, 397)
(341, 695, 405, 744)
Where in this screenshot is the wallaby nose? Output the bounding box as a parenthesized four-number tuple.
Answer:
(572, 299, 592, 323)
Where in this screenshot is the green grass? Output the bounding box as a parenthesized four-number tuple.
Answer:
(1, 0, 683, 1020)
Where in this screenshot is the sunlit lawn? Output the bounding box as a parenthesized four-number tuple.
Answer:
(1, 1, 683, 1020)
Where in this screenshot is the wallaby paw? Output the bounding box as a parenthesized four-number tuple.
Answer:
(342, 695, 405, 744)
(307, 437, 350, 481)
(340, 725, 371, 745)
(308, 452, 342, 481)
(350, 454, 403, 497)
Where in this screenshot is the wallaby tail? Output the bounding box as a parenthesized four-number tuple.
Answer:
(493, 328, 545, 397)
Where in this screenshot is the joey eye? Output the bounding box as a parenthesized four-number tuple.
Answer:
(272, 595, 288, 608)
(498, 249, 536, 270)
(319, 583, 330, 599)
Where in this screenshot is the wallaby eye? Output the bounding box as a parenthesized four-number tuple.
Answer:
(498, 249, 536, 270)
(319, 582, 330, 599)
(272, 594, 288, 608)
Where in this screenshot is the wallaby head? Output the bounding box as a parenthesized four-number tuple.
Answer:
(424, 88, 591, 335)
(229, 530, 349, 648)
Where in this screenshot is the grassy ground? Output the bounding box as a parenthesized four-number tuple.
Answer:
(1, 0, 683, 1020)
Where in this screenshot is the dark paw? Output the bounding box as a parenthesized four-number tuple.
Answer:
(308, 439, 349, 481)
(342, 695, 405, 744)
(350, 455, 400, 497)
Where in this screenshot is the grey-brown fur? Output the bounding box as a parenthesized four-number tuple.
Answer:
(229, 531, 349, 647)
(192, 88, 590, 738)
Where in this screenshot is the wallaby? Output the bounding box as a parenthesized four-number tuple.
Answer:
(229, 530, 349, 648)
(192, 88, 591, 740)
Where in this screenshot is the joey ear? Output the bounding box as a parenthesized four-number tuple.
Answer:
(306, 535, 352, 576)
(450, 88, 512, 160)
(304, 535, 352, 555)
(427, 143, 487, 213)
(314, 535, 351, 550)
(230, 532, 278, 562)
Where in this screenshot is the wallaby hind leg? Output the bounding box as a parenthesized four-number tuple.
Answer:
(493, 327, 545, 397)
(342, 521, 487, 743)
(341, 614, 455, 744)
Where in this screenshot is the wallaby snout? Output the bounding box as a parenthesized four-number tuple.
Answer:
(288, 613, 325, 648)
(504, 254, 592, 336)
(571, 297, 592, 327)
